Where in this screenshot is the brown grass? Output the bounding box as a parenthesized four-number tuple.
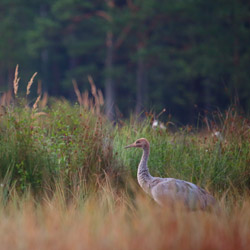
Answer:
(26, 72, 38, 96)
(32, 94, 41, 110)
(0, 64, 44, 109)
(0, 66, 48, 110)
(39, 92, 48, 108)
(72, 76, 104, 115)
(13, 64, 20, 97)
(0, 186, 249, 250)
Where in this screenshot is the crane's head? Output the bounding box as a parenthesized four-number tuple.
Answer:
(125, 138, 149, 150)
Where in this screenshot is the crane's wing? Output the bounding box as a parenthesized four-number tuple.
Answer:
(150, 178, 216, 210)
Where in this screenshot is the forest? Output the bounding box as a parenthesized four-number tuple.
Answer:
(1, 0, 250, 123)
(0, 1, 250, 249)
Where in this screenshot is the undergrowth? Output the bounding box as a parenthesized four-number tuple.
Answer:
(114, 110, 250, 194)
(0, 66, 249, 201)
(0, 67, 249, 249)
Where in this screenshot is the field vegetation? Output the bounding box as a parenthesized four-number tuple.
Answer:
(0, 70, 249, 249)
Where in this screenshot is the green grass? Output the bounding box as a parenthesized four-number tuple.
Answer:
(114, 115, 250, 194)
(0, 98, 249, 200)
(0, 100, 124, 198)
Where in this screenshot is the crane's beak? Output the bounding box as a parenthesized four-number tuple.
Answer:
(124, 143, 136, 149)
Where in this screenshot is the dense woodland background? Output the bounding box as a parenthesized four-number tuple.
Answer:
(0, 0, 250, 123)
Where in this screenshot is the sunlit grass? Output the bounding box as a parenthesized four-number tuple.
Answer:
(0, 184, 249, 250)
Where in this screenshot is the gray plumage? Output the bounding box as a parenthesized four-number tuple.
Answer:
(125, 138, 216, 210)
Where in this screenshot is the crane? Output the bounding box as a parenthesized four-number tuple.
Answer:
(125, 138, 216, 210)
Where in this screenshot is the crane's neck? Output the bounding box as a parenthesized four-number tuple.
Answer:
(137, 147, 152, 194)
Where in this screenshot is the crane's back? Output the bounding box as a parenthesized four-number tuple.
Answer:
(150, 178, 216, 210)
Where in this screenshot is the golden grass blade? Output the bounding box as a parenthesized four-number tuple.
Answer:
(32, 94, 41, 110)
(26, 72, 38, 96)
(87, 75, 96, 96)
(13, 64, 20, 97)
(40, 92, 48, 108)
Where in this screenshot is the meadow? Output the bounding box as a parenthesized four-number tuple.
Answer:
(0, 70, 249, 249)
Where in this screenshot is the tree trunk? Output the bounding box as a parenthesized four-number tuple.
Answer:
(135, 51, 147, 115)
(41, 49, 49, 92)
(105, 31, 115, 121)
(8, 66, 13, 91)
(204, 79, 211, 111)
(40, 4, 49, 92)
(52, 62, 60, 95)
(0, 63, 4, 88)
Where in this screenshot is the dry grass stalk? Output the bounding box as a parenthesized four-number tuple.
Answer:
(26, 72, 38, 96)
(87, 75, 104, 115)
(33, 94, 41, 110)
(40, 92, 48, 108)
(98, 89, 104, 106)
(72, 79, 82, 105)
(0, 191, 249, 250)
(88, 75, 99, 109)
(88, 75, 97, 96)
(72, 77, 104, 115)
(82, 91, 89, 109)
(13, 64, 20, 96)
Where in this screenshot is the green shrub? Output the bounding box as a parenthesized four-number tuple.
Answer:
(0, 101, 125, 198)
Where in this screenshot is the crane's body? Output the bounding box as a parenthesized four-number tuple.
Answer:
(125, 138, 216, 210)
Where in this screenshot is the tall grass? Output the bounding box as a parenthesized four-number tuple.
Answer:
(0, 185, 249, 250)
(0, 102, 126, 197)
(1, 99, 248, 197)
(0, 67, 249, 249)
(113, 112, 250, 193)
(0, 67, 125, 198)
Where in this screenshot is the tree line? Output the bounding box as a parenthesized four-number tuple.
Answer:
(0, 0, 250, 123)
